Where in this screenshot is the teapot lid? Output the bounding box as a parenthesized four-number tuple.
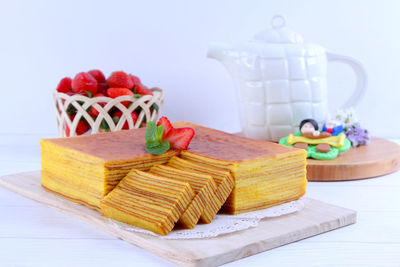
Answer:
(254, 15, 304, 44)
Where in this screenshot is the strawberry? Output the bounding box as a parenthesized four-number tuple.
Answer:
(135, 84, 153, 95)
(157, 116, 173, 138)
(65, 90, 75, 96)
(61, 90, 75, 104)
(93, 92, 106, 98)
(113, 110, 138, 130)
(88, 93, 106, 118)
(65, 115, 90, 136)
(57, 77, 72, 93)
(88, 69, 106, 83)
(88, 107, 98, 118)
(107, 71, 134, 89)
(72, 72, 98, 94)
(130, 74, 142, 89)
(97, 82, 108, 95)
(106, 88, 133, 97)
(106, 88, 134, 107)
(164, 127, 195, 150)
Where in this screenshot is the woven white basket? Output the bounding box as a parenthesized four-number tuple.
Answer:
(54, 88, 164, 137)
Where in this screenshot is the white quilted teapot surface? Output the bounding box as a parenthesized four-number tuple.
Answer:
(208, 15, 367, 142)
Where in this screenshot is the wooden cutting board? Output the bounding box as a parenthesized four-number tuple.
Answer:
(0, 171, 356, 267)
(307, 137, 400, 181)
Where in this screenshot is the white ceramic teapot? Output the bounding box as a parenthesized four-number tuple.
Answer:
(208, 15, 367, 142)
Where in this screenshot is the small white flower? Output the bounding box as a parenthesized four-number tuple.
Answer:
(335, 108, 360, 128)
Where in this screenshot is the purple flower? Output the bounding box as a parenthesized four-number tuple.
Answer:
(344, 124, 370, 147)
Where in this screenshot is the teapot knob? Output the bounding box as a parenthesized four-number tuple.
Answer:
(271, 14, 286, 29)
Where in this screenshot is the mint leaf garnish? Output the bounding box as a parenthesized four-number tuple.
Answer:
(145, 140, 170, 155)
(145, 121, 157, 142)
(144, 121, 170, 155)
(146, 140, 161, 148)
(155, 124, 164, 141)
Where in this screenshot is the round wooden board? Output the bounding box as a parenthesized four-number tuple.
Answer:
(307, 137, 400, 181)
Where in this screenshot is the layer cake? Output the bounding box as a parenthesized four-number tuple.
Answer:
(174, 122, 307, 214)
(41, 121, 307, 216)
(100, 169, 195, 235)
(149, 164, 220, 226)
(41, 129, 178, 210)
(167, 156, 234, 214)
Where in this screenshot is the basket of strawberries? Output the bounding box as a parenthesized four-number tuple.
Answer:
(54, 69, 164, 137)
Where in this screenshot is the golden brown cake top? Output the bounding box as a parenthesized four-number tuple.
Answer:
(42, 121, 300, 163)
(42, 128, 178, 162)
(173, 121, 301, 162)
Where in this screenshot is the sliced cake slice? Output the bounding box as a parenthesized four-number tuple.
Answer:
(149, 164, 219, 225)
(174, 121, 308, 214)
(167, 156, 234, 212)
(100, 169, 195, 235)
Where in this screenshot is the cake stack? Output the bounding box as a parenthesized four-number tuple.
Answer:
(149, 164, 220, 226)
(100, 169, 195, 235)
(167, 156, 234, 215)
(41, 129, 178, 210)
(174, 122, 307, 214)
(41, 121, 307, 235)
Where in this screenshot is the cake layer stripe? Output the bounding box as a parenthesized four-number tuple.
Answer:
(167, 156, 234, 215)
(149, 164, 217, 228)
(100, 169, 195, 235)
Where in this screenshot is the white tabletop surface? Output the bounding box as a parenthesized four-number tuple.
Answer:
(0, 133, 399, 267)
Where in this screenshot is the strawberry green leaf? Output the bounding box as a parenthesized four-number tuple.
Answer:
(100, 119, 109, 130)
(85, 91, 93, 98)
(151, 103, 159, 111)
(112, 116, 120, 124)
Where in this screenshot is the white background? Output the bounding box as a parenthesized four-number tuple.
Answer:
(1, 2, 400, 266)
(0, 0, 398, 137)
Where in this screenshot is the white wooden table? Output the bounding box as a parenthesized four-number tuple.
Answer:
(1, 134, 399, 267)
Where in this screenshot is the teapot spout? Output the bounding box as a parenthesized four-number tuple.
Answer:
(207, 41, 236, 62)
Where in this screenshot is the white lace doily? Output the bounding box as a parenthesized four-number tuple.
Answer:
(109, 198, 308, 239)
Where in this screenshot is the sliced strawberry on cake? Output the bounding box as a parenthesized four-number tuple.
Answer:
(157, 116, 173, 138)
(145, 116, 195, 155)
(164, 127, 195, 150)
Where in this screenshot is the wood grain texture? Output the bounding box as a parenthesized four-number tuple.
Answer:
(307, 137, 400, 181)
(0, 171, 356, 267)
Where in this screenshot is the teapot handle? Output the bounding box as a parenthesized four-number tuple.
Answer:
(326, 51, 368, 108)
